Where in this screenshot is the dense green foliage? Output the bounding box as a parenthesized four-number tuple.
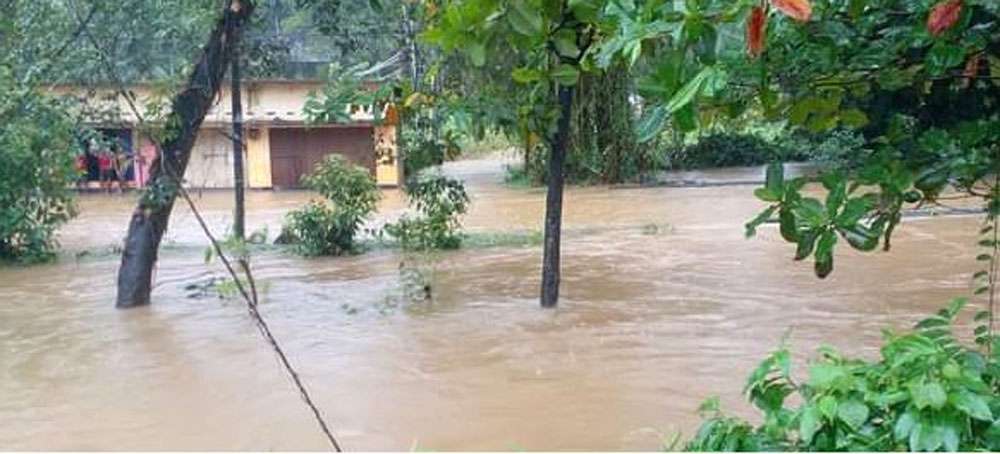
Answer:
(0, 74, 82, 262)
(281, 155, 381, 256)
(735, 0, 1000, 279)
(688, 299, 1000, 452)
(666, 132, 798, 170)
(385, 173, 470, 251)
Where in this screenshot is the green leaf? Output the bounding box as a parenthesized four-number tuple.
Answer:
(754, 187, 782, 202)
(814, 229, 837, 278)
(553, 29, 580, 58)
(950, 391, 993, 421)
(512, 67, 543, 83)
(794, 198, 827, 228)
(568, 0, 599, 22)
(664, 66, 713, 114)
(836, 399, 869, 430)
(795, 230, 819, 261)
(912, 382, 947, 410)
(550, 64, 580, 86)
(779, 207, 799, 243)
(507, 0, 543, 37)
(466, 42, 486, 67)
(840, 224, 879, 251)
(894, 410, 917, 441)
(808, 363, 846, 390)
(817, 395, 838, 421)
(839, 109, 869, 128)
(635, 106, 667, 143)
(927, 42, 966, 76)
(799, 404, 822, 444)
(745, 206, 777, 238)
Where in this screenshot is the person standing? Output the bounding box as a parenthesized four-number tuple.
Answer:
(98, 150, 114, 193)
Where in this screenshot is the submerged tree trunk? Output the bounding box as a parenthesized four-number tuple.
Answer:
(116, 0, 254, 308)
(231, 25, 246, 240)
(540, 85, 575, 308)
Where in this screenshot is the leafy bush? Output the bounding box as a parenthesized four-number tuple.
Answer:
(775, 129, 872, 170)
(687, 298, 1000, 452)
(666, 133, 806, 170)
(384, 173, 470, 251)
(0, 74, 82, 262)
(281, 155, 381, 256)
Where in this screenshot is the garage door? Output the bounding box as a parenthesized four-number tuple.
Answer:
(270, 126, 375, 188)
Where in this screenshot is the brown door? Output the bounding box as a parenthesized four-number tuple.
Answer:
(269, 126, 375, 188)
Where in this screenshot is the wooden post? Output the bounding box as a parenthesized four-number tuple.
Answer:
(231, 20, 246, 240)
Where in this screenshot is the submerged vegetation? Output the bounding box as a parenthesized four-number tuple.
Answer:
(280, 155, 382, 256)
(5, 0, 1000, 449)
(384, 173, 471, 251)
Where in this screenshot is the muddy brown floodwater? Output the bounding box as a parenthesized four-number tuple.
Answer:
(0, 156, 986, 450)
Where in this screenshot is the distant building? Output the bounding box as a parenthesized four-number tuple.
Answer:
(50, 77, 401, 189)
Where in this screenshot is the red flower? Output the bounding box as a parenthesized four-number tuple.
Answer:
(770, 0, 811, 22)
(747, 7, 767, 58)
(927, 0, 962, 36)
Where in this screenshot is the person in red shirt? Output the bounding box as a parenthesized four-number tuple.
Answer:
(98, 151, 114, 193)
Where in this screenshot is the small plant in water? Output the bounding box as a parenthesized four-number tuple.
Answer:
(280, 155, 381, 256)
(384, 172, 470, 251)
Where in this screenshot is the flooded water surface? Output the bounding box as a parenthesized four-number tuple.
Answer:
(0, 158, 985, 450)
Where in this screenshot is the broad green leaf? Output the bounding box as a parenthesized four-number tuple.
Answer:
(663, 67, 713, 114)
(817, 395, 838, 421)
(553, 29, 580, 58)
(840, 109, 869, 128)
(808, 362, 846, 390)
(550, 64, 580, 86)
(466, 42, 486, 67)
(912, 382, 947, 410)
(512, 67, 543, 83)
(836, 399, 868, 429)
(894, 410, 917, 441)
(568, 0, 599, 22)
(815, 229, 837, 278)
(799, 404, 822, 444)
(950, 391, 993, 421)
(636, 105, 667, 143)
(507, 0, 543, 37)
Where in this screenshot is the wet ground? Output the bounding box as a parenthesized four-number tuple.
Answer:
(0, 156, 986, 450)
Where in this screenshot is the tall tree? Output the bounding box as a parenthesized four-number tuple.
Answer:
(426, 0, 607, 307)
(116, 0, 255, 308)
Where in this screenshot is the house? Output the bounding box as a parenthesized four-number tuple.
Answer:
(50, 78, 401, 189)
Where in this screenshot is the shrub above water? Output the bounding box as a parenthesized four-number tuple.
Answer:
(666, 133, 805, 170)
(687, 298, 1000, 452)
(384, 173, 470, 251)
(0, 78, 81, 263)
(281, 155, 381, 256)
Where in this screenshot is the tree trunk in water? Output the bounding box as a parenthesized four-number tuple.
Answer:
(540, 85, 574, 308)
(231, 25, 246, 240)
(116, 0, 254, 308)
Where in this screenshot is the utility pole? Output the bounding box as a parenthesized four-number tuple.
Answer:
(230, 12, 246, 240)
